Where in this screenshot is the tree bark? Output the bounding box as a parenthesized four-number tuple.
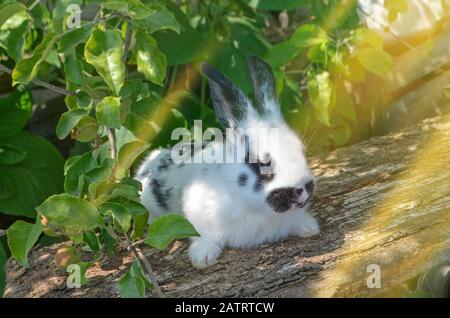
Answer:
(4, 114, 450, 298)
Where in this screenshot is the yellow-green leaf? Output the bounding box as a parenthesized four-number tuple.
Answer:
(144, 213, 199, 250)
(355, 48, 392, 76)
(135, 31, 167, 86)
(353, 28, 383, 50)
(84, 29, 125, 96)
(36, 193, 102, 233)
(0, 1, 27, 28)
(56, 109, 88, 139)
(96, 96, 122, 129)
(12, 32, 59, 85)
(6, 220, 42, 267)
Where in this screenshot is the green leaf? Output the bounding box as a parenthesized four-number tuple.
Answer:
(96, 96, 122, 129)
(6, 20, 29, 61)
(6, 220, 42, 267)
(82, 231, 101, 252)
(100, 202, 131, 233)
(134, 5, 180, 34)
(0, 131, 64, 218)
(0, 143, 27, 165)
(56, 109, 88, 139)
(0, 88, 32, 139)
(152, 2, 203, 65)
(290, 24, 328, 49)
(145, 213, 199, 250)
(135, 31, 167, 85)
(355, 48, 392, 76)
(82, 165, 113, 195)
(245, 0, 310, 11)
(119, 177, 142, 192)
(64, 152, 98, 196)
(120, 79, 150, 100)
(127, 0, 154, 19)
(36, 194, 102, 233)
(0, 243, 7, 297)
(0, 1, 27, 28)
(0, 174, 15, 200)
(12, 32, 59, 85)
(307, 44, 328, 65)
(29, 3, 50, 29)
(124, 112, 158, 141)
(108, 197, 148, 237)
(308, 71, 332, 126)
(118, 260, 151, 298)
(72, 116, 98, 142)
(100, 228, 117, 256)
(118, 140, 149, 171)
(58, 24, 93, 55)
(265, 41, 300, 68)
(84, 29, 125, 96)
(63, 53, 85, 86)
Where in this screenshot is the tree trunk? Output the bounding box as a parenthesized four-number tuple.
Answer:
(4, 114, 450, 298)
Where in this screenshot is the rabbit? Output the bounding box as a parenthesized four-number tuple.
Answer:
(135, 56, 320, 269)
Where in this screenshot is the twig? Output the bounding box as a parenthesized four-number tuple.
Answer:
(104, 21, 164, 297)
(0, 64, 76, 96)
(106, 116, 163, 297)
(122, 19, 132, 65)
(28, 0, 41, 11)
(107, 128, 117, 161)
(125, 234, 165, 298)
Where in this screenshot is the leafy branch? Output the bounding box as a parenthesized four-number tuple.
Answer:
(0, 64, 75, 96)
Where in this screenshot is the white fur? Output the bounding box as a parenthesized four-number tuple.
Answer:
(135, 60, 320, 268)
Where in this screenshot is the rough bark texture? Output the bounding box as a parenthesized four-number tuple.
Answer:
(4, 114, 450, 298)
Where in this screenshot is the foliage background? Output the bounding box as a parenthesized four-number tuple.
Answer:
(0, 0, 449, 297)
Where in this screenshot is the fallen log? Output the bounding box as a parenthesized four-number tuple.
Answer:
(4, 114, 450, 298)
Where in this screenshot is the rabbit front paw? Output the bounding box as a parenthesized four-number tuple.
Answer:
(188, 238, 222, 269)
(291, 212, 320, 238)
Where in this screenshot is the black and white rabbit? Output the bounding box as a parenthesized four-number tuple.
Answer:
(136, 56, 319, 268)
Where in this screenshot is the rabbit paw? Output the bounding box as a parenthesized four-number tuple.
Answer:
(291, 213, 320, 238)
(188, 239, 222, 269)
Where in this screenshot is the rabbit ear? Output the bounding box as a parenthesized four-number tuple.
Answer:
(247, 56, 278, 115)
(201, 63, 252, 128)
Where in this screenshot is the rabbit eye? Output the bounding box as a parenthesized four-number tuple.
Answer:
(305, 180, 315, 193)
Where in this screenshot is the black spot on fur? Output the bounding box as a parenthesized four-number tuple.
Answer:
(266, 187, 301, 213)
(150, 178, 171, 210)
(157, 155, 173, 172)
(238, 173, 248, 186)
(245, 151, 274, 191)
